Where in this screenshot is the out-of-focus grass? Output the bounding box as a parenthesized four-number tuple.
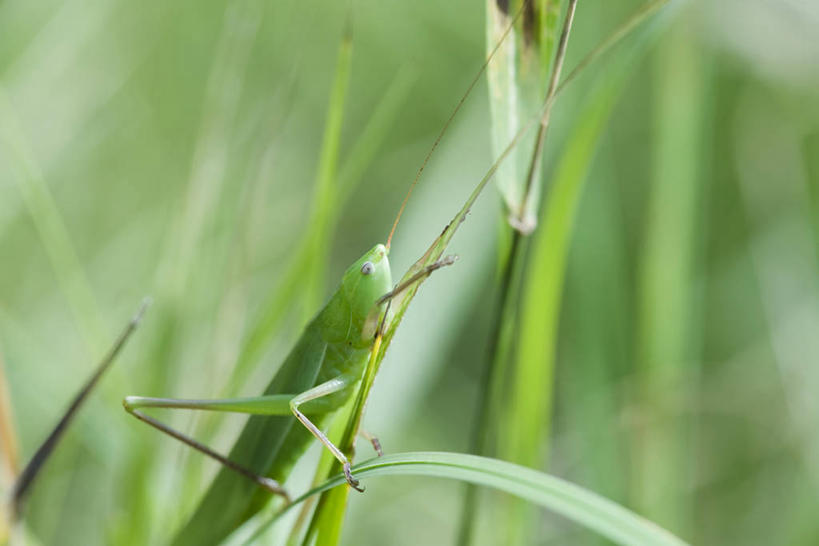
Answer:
(633, 14, 706, 536)
(459, 1, 567, 542)
(497, 41, 641, 544)
(464, 2, 671, 545)
(0, 89, 105, 356)
(2, 0, 819, 545)
(0, 350, 18, 486)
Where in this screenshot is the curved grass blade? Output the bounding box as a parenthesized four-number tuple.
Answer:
(250, 451, 688, 546)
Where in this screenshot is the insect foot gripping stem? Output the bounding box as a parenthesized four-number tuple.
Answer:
(344, 462, 365, 493)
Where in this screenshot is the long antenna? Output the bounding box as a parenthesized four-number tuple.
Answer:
(385, 0, 532, 250)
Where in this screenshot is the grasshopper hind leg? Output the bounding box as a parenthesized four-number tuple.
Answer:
(122, 396, 292, 502)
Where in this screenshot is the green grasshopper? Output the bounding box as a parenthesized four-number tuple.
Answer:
(123, 245, 457, 545)
(122, 119, 512, 544)
(122, 5, 537, 546)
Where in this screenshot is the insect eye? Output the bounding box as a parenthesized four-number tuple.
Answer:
(360, 261, 375, 275)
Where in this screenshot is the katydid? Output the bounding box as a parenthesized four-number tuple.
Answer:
(122, 4, 536, 545)
(124, 247, 457, 545)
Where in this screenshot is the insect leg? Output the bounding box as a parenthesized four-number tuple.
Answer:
(358, 430, 383, 457)
(377, 255, 458, 305)
(288, 376, 364, 491)
(123, 394, 300, 501)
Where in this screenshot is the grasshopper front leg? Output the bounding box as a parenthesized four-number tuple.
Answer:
(288, 376, 364, 491)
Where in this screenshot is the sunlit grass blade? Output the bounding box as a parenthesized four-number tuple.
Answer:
(250, 452, 687, 546)
(633, 9, 706, 535)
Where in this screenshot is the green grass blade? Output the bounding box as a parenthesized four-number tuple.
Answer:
(251, 452, 687, 546)
(633, 9, 706, 535)
(486, 0, 563, 232)
(300, 480, 348, 546)
(495, 62, 630, 543)
(466, 2, 676, 543)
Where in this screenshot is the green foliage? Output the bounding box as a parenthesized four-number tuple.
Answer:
(2, 0, 818, 545)
(633, 15, 706, 535)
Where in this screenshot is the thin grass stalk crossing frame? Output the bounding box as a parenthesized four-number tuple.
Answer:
(8, 299, 149, 520)
(251, 452, 688, 546)
(515, 0, 578, 233)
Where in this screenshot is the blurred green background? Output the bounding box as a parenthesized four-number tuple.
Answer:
(1, 0, 818, 544)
